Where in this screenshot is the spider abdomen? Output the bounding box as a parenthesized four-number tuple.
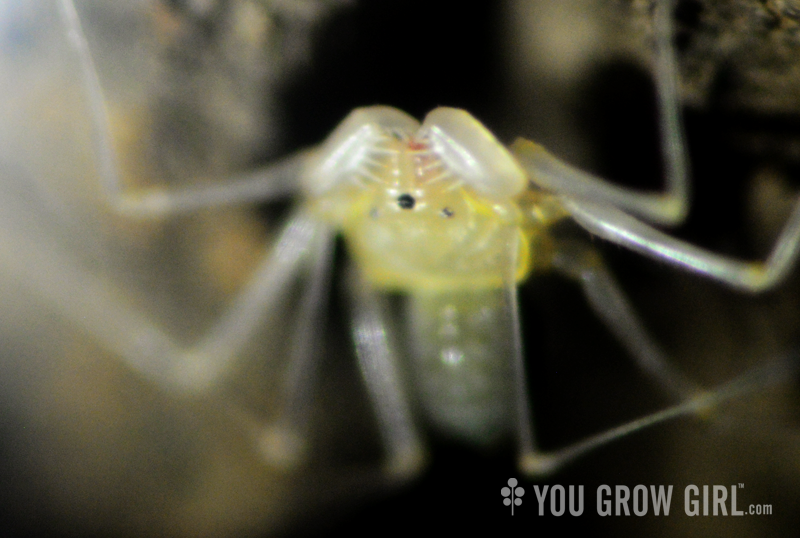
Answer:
(407, 288, 515, 446)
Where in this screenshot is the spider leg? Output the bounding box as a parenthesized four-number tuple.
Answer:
(259, 224, 335, 467)
(512, 0, 689, 226)
(346, 265, 425, 481)
(550, 237, 700, 398)
(491, 234, 538, 467)
(166, 209, 325, 391)
(111, 152, 313, 217)
(564, 197, 800, 292)
(58, 0, 309, 217)
(508, 264, 539, 471)
(520, 354, 797, 477)
(514, 227, 796, 476)
(6, 202, 322, 393)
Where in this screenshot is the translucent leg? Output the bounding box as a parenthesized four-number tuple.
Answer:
(550, 238, 700, 398)
(159, 209, 326, 391)
(564, 197, 800, 292)
(182, 209, 324, 377)
(509, 277, 539, 467)
(519, 356, 796, 477)
(112, 152, 314, 217)
(346, 266, 426, 481)
(6, 204, 323, 393)
(510, 232, 795, 476)
(260, 226, 335, 467)
(58, 0, 310, 217)
(512, 0, 689, 226)
(499, 236, 539, 465)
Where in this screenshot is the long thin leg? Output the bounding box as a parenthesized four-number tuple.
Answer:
(550, 238, 700, 398)
(4, 201, 322, 393)
(346, 266, 425, 481)
(518, 0, 800, 290)
(113, 152, 314, 217)
(520, 355, 797, 477)
(165, 209, 326, 391)
(259, 226, 335, 467)
(498, 233, 539, 465)
(510, 228, 796, 476)
(512, 0, 689, 226)
(58, 0, 309, 217)
(563, 196, 800, 292)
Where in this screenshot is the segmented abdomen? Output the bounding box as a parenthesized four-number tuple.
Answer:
(407, 288, 515, 446)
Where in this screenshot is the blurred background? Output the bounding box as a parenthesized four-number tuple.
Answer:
(0, 0, 799, 536)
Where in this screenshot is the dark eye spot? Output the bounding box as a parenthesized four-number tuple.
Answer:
(441, 207, 454, 218)
(397, 194, 415, 210)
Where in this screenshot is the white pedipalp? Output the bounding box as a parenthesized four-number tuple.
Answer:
(420, 107, 527, 199)
(301, 106, 419, 196)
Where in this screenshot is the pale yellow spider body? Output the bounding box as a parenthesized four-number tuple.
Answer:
(300, 106, 574, 443)
(305, 108, 563, 293)
(291, 102, 800, 451)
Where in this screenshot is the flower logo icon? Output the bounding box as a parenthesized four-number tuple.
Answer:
(501, 478, 525, 515)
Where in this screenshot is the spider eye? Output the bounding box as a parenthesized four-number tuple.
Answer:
(420, 108, 526, 199)
(441, 207, 454, 218)
(397, 194, 415, 209)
